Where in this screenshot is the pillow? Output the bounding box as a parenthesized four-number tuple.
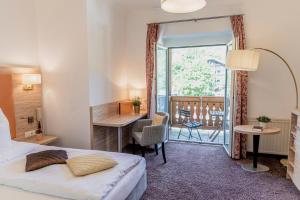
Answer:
(26, 150, 68, 172)
(152, 114, 165, 126)
(66, 155, 118, 176)
(0, 109, 12, 148)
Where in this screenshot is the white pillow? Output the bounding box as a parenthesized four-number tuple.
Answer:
(0, 109, 12, 148)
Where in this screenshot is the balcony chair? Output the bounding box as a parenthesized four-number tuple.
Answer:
(132, 112, 169, 163)
(178, 109, 203, 141)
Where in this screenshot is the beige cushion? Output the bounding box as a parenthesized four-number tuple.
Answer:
(66, 155, 118, 176)
(152, 114, 164, 126)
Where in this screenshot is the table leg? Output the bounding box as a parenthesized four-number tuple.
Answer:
(253, 135, 260, 168)
(118, 127, 122, 152)
(241, 134, 269, 172)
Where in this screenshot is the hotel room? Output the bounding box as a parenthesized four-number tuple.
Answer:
(0, 0, 300, 199)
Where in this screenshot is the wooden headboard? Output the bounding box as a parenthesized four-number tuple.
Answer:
(0, 66, 41, 139)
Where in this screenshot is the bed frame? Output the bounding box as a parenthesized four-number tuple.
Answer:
(126, 172, 147, 200)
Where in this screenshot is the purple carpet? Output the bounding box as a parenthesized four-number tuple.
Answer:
(141, 142, 300, 200)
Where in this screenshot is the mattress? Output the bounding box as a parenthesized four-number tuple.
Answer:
(0, 142, 146, 200)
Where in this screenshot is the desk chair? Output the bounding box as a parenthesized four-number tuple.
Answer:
(132, 112, 169, 163)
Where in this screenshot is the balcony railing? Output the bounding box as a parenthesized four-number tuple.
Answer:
(170, 96, 224, 129)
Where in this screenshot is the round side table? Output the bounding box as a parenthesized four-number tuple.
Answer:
(234, 125, 281, 172)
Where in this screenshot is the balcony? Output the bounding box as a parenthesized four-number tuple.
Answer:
(168, 96, 225, 144)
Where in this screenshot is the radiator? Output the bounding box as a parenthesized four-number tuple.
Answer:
(247, 118, 290, 156)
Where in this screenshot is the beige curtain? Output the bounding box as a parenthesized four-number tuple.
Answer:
(146, 24, 160, 118)
(231, 15, 248, 159)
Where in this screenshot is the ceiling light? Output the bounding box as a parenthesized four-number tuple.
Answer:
(161, 0, 207, 14)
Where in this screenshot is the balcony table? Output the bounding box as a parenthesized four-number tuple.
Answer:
(209, 110, 224, 142)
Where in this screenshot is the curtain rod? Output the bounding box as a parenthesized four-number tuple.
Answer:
(149, 14, 244, 25)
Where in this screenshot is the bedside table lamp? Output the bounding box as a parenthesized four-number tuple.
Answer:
(226, 48, 299, 109)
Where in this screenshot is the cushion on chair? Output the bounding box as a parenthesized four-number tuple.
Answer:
(66, 154, 118, 176)
(152, 114, 165, 126)
(26, 150, 68, 172)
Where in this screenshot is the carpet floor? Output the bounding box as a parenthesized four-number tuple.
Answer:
(140, 142, 300, 200)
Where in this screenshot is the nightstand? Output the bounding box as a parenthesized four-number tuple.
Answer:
(14, 135, 58, 145)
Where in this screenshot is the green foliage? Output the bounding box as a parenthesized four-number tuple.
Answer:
(132, 98, 141, 107)
(169, 46, 226, 96)
(256, 116, 271, 123)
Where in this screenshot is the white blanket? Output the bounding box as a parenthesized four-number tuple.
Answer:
(0, 143, 142, 200)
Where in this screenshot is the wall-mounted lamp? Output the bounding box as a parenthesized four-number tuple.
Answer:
(22, 74, 41, 90)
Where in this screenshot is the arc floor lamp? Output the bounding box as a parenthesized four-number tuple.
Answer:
(226, 48, 299, 170)
(226, 48, 299, 109)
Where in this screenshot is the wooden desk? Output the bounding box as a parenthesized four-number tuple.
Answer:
(14, 135, 58, 145)
(93, 112, 147, 152)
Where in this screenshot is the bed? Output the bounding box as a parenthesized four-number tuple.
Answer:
(0, 110, 147, 200)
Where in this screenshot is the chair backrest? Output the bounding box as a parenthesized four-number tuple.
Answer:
(155, 112, 169, 142)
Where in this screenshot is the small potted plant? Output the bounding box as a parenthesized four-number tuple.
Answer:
(256, 116, 271, 128)
(132, 97, 141, 114)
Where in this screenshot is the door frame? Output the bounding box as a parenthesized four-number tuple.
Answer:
(223, 41, 235, 157)
(155, 44, 170, 140)
(157, 44, 233, 145)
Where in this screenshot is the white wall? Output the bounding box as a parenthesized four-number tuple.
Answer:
(87, 0, 128, 106)
(35, 0, 130, 148)
(243, 0, 300, 118)
(125, 0, 300, 119)
(36, 0, 91, 149)
(0, 0, 38, 66)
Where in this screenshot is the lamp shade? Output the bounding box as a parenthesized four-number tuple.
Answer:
(161, 0, 207, 14)
(226, 50, 260, 71)
(22, 74, 42, 85)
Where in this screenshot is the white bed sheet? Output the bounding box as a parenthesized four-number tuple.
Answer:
(0, 142, 146, 200)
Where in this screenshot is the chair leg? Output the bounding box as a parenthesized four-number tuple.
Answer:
(155, 144, 158, 155)
(162, 142, 167, 163)
(196, 128, 202, 141)
(132, 138, 136, 154)
(188, 128, 193, 140)
(178, 127, 183, 139)
(141, 146, 145, 157)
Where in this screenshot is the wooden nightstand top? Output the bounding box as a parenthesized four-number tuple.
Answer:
(14, 135, 58, 145)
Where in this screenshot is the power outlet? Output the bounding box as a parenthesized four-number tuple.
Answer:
(24, 130, 36, 138)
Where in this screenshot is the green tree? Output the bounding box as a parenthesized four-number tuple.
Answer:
(171, 46, 226, 96)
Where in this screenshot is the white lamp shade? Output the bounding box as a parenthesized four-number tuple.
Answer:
(226, 50, 260, 71)
(161, 0, 207, 14)
(22, 74, 41, 85)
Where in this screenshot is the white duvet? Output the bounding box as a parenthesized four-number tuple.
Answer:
(0, 142, 143, 200)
